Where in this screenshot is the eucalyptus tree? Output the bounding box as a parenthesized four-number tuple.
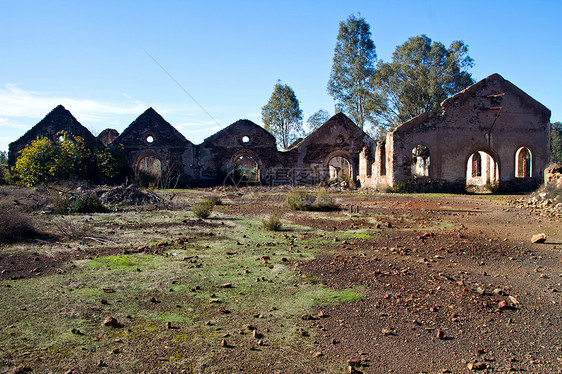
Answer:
(262, 81, 303, 149)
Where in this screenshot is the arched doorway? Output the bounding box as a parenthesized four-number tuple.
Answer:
(135, 153, 162, 186)
(233, 154, 260, 184)
(327, 155, 352, 182)
(411, 145, 430, 178)
(515, 147, 532, 178)
(466, 151, 498, 187)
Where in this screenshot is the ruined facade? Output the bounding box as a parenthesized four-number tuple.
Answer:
(363, 74, 551, 191)
(8, 74, 551, 191)
(8, 105, 99, 167)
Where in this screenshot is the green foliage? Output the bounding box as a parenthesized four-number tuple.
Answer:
(372, 35, 474, 129)
(11, 132, 96, 186)
(262, 81, 304, 149)
(285, 188, 338, 211)
(285, 188, 316, 211)
(192, 199, 215, 219)
(327, 14, 379, 130)
(0, 164, 9, 185)
(551, 122, 562, 164)
(207, 196, 222, 206)
(306, 109, 330, 133)
(70, 194, 107, 213)
(0, 205, 40, 243)
(0, 151, 7, 164)
(262, 211, 283, 231)
(96, 144, 129, 184)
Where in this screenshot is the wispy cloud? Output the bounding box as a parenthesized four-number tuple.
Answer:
(0, 83, 148, 121)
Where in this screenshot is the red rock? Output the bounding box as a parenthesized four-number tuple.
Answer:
(436, 329, 445, 339)
(498, 300, 508, 309)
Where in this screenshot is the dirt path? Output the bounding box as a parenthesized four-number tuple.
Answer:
(294, 193, 562, 373)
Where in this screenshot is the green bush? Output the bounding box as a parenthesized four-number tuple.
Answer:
(262, 212, 283, 231)
(285, 188, 316, 211)
(312, 189, 336, 211)
(192, 199, 215, 219)
(285, 188, 338, 211)
(0, 206, 40, 243)
(70, 194, 106, 213)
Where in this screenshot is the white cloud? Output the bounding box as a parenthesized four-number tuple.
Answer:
(0, 83, 148, 122)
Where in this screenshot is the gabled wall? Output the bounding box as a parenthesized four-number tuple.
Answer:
(385, 74, 551, 190)
(8, 105, 99, 167)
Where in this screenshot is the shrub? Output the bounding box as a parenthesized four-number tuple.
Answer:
(11, 131, 96, 187)
(52, 191, 72, 214)
(312, 189, 337, 211)
(207, 195, 222, 206)
(286, 188, 338, 211)
(192, 199, 215, 219)
(70, 194, 107, 213)
(52, 216, 91, 240)
(0, 206, 40, 243)
(285, 188, 316, 211)
(262, 212, 283, 231)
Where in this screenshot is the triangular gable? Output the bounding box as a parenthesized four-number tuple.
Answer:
(201, 119, 277, 147)
(294, 112, 370, 150)
(442, 73, 550, 120)
(116, 107, 192, 147)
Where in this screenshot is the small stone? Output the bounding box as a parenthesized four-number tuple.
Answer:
(531, 233, 546, 243)
(164, 322, 172, 330)
(436, 329, 445, 339)
(148, 296, 158, 303)
(219, 283, 232, 288)
(347, 358, 361, 367)
(467, 362, 487, 370)
(103, 316, 121, 328)
(382, 327, 396, 336)
(498, 300, 508, 309)
(313, 351, 323, 357)
(257, 339, 264, 346)
(220, 339, 229, 347)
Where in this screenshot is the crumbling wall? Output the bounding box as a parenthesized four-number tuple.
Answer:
(288, 113, 377, 186)
(385, 74, 551, 191)
(113, 108, 195, 185)
(197, 120, 279, 186)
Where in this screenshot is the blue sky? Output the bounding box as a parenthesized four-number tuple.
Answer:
(1, 0, 560, 152)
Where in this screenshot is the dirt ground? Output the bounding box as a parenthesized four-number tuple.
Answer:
(0, 187, 561, 373)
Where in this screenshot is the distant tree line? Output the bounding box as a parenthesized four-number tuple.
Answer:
(262, 13, 475, 147)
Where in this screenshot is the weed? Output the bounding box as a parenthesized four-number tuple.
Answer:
(262, 211, 283, 231)
(207, 195, 222, 206)
(0, 205, 40, 243)
(192, 199, 215, 218)
(52, 216, 92, 240)
(51, 191, 71, 214)
(70, 194, 106, 213)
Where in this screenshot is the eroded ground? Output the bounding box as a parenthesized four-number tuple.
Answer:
(0, 188, 561, 373)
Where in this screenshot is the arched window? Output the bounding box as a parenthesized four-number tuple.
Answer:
(515, 147, 532, 178)
(466, 151, 498, 187)
(411, 145, 430, 178)
(328, 155, 352, 182)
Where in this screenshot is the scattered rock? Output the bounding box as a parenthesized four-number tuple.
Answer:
(467, 362, 487, 370)
(382, 327, 396, 336)
(531, 233, 546, 243)
(103, 316, 121, 328)
(436, 329, 445, 339)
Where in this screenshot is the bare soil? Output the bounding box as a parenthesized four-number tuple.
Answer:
(1, 188, 561, 373)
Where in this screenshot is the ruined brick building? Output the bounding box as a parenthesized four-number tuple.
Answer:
(8, 73, 551, 191)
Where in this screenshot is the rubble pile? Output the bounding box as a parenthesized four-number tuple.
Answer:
(511, 165, 562, 220)
(99, 184, 164, 206)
